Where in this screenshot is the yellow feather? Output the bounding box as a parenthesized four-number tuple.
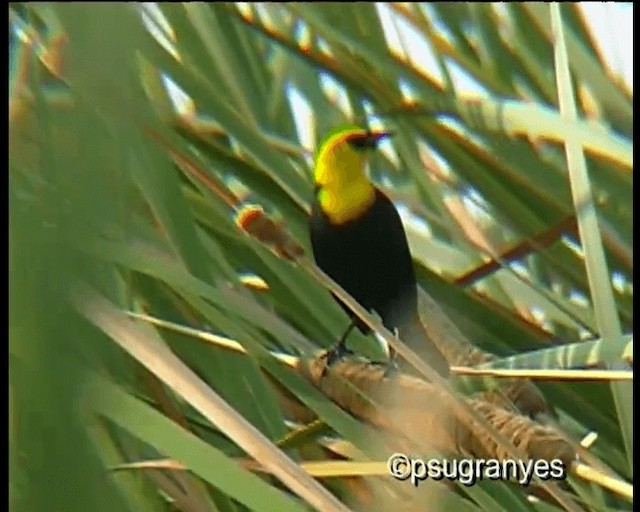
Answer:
(314, 128, 376, 224)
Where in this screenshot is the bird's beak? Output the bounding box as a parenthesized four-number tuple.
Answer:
(369, 131, 393, 142)
(366, 131, 393, 149)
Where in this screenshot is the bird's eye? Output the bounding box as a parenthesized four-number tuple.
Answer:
(347, 134, 375, 151)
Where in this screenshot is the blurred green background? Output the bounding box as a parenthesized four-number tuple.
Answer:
(9, 3, 632, 511)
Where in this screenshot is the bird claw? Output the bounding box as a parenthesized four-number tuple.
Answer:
(383, 356, 400, 377)
(322, 342, 354, 377)
(368, 355, 399, 378)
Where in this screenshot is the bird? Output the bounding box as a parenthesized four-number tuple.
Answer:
(309, 124, 450, 378)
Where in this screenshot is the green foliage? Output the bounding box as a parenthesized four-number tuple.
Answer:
(10, 3, 632, 511)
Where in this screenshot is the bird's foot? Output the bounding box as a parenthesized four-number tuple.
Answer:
(369, 355, 400, 378)
(383, 355, 400, 377)
(322, 342, 354, 377)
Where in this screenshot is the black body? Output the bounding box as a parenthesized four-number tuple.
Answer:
(310, 188, 418, 336)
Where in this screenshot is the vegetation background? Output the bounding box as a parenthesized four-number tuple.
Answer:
(9, 3, 632, 512)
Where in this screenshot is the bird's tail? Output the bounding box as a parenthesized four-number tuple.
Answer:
(396, 315, 450, 379)
(388, 314, 554, 419)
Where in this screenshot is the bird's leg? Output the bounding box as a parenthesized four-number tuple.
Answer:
(386, 327, 399, 361)
(324, 321, 356, 370)
(379, 327, 400, 377)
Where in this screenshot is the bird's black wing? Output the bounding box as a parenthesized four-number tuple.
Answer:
(368, 189, 418, 326)
(309, 198, 349, 286)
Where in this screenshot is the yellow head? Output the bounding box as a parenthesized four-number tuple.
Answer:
(314, 125, 391, 224)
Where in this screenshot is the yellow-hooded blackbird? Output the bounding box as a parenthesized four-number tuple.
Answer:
(310, 125, 449, 377)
